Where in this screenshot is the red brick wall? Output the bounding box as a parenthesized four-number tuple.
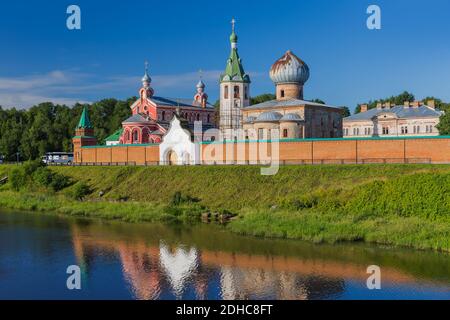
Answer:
(78, 138, 450, 165)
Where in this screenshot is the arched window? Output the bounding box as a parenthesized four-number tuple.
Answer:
(283, 129, 288, 138)
(125, 130, 130, 143)
(207, 114, 210, 123)
(162, 111, 166, 121)
(244, 86, 248, 100)
(224, 85, 229, 99)
(234, 86, 240, 99)
(280, 90, 285, 98)
(132, 130, 139, 143)
(196, 114, 200, 121)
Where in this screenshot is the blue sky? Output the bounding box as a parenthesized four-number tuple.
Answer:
(1, 0, 450, 112)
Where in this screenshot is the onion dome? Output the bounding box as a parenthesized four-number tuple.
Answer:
(269, 50, 310, 85)
(142, 71, 151, 83)
(196, 79, 205, 89)
(255, 111, 283, 122)
(280, 113, 303, 122)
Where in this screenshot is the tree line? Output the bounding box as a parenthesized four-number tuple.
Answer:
(1, 91, 449, 161)
(0, 98, 134, 161)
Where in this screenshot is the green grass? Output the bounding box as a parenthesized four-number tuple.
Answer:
(0, 163, 449, 252)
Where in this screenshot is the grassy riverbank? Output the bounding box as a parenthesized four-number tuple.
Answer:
(0, 163, 449, 251)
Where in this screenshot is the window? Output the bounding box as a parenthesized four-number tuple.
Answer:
(258, 128, 264, 140)
(133, 130, 138, 143)
(234, 86, 240, 99)
(224, 86, 229, 99)
(401, 126, 408, 135)
(196, 114, 200, 121)
(244, 86, 248, 100)
(207, 114, 210, 123)
(283, 129, 288, 138)
(382, 127, 389, 135)
(162, 111, 165, 121)
(280, 90, 285, 98)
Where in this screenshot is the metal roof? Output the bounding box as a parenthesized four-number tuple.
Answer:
(122, 114, 151, 123)
(76, 106, 93, 129)
(255, 111, 283, 122)
(105, 128, 123, 142)
(344, 105, 443, 121)
(270, 50, 310, 85)
(245, 98, 341, 110)
(150, 96, 215, 109)
(280, 113, 303, 121)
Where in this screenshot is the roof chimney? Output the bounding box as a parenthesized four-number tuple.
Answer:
(403, 101, 410, 109)
(360, 104, 368, 113)
(384, 102, 391, 109)
(427, 100, 436, 109)
(412, 101, 420, 108)
(376, 103, 383, 110)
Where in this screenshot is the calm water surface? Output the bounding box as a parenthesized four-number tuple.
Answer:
(0, 210, 449, 300)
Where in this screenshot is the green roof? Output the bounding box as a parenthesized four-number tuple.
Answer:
(105, 128, 123, 142)
(220, 32, 250, 83)
(76, 106, 93, 129)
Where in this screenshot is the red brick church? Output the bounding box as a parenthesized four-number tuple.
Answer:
(115, 62, 216, 145)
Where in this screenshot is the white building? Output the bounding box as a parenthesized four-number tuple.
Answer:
(343, 100, 443, 138)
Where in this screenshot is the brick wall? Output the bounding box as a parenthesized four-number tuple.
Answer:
(77, 138, 450, 165)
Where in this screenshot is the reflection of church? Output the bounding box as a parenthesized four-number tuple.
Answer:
(70, 224, 347, 300)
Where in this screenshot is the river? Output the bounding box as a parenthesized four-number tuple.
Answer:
(0, 210, 448, 300)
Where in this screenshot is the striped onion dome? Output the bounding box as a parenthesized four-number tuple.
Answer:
(269, 50, 310, 85)
(255, 111, 283, 122)
(280, 113, 303, 122)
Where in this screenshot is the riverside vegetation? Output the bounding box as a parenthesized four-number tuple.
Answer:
(0, 162, 449, 252)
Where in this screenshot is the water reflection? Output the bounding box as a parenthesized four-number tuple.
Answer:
(0, 211, 449, 300)
(67, 218, 449, 300)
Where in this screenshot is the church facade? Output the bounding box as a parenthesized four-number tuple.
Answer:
(112, 63, 216, 145)
(218, 25, 343, 141)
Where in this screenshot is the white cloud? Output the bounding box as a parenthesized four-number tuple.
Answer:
(0, 69, 265, 109)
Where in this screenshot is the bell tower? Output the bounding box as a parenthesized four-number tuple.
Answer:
(73, 105, 97, 163)
(219, 18, 251, 140)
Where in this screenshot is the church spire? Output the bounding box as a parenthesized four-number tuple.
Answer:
(77, 105, 93, 129)
(220, 18, 250, 84)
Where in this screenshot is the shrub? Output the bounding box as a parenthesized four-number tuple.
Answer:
(33, 167, 53, 187)
(170, 191, 200, 206)
(71, 182, 91, 200)
(49, 173, 70, 191)
(33, 167, 70, 191)
(9, 168, 27, 191)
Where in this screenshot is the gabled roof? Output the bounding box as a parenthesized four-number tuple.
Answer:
(244, 98, 341, 110)
(345, 105, 443, 121)
(149, 96, 215, 109)
(105, 128, 123, 142)
(122, 114, 152, 123)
